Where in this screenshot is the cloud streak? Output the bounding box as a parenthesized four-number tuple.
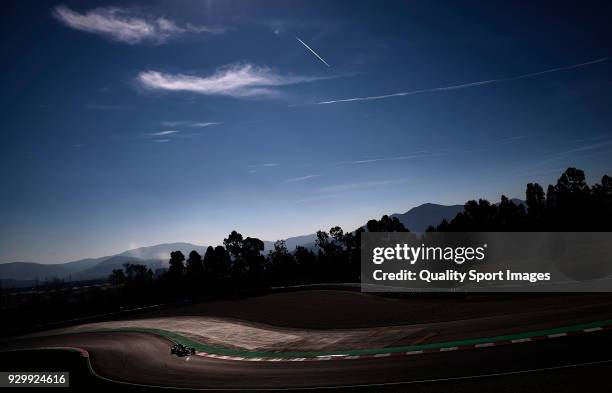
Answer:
(285, 174, 321, 183)
(317, 178, 410, 193)
(162, 121, 221, 128)
(137, 64, 327, 98)
(317, 57, 609, 105)
(350, 150, 448, 164)
(531, 140, 612, 168)
(296, 37, 330, 67)
(247, 163, 280, 173)
(53, 5, 219, 44)
(148, 130, 179, 136)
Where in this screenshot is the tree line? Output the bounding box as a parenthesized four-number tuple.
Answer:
(109, 167, 612, 299)
(4, 167, 610, 334)
(109, 213, 409, 300)
(429, 167, 611, 231)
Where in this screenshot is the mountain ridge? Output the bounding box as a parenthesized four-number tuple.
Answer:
(1, 200, 523, 286)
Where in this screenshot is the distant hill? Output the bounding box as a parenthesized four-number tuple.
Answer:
(263, 234, 317, 253)
(277, 203, 472, 251)
(502, 198, 525, 207)
(392, 199, 525, 232)
(391, 203, 464, 232)
(71, 255, 166, 281)
(0, 199, 524, 286)
(117, 242, 210, 260)
(0, 261, 76, 282)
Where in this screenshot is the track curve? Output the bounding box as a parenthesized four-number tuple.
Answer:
(3, 329, 612, 389)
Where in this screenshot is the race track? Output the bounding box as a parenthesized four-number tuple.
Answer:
(3, 329, 612, 389)
(3, 291, 612, 389)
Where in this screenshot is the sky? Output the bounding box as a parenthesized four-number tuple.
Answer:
(1, 0, 612, 263)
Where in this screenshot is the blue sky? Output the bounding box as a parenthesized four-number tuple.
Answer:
(1, 0, 612, 262)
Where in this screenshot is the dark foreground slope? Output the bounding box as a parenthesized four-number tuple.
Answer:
(140, 290, 612, 329)
(3, 290, 612, 391)
(2, 330, 612, 391)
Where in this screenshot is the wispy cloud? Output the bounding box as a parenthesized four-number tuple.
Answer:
(192, 122, 221, 128)
(53, 5, 220, 44)
(161, 121, 221, 128)
(514, 167, 567, 178)
(151, 139, 171, 143)
(531, 140, 612, 168)
(350, 150, 449, 164)
(85, 104, 129, 111)
(293, 178, 409, 204)
(318, 178, 410, 193)
(247, 163, 280, 173)
(148, 130, 179, 137)
(137, 64, 328, 98)
(316, 57, 609, 105)
(285, 174, 321, 183)
(294, 193, 345, 204)
(499, 135, 527, 143)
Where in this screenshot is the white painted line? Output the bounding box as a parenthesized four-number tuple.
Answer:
(345, 355, 361, 360)
(475, 343, 495, 348)
(406, 350, 424, 355)
(289, 358, 307, 361)
(316, 357, 332, 361)
(548, 333, 568, 338)
(440, 347, 459, 351)
(584, 327, 603, 332)
(374, 353, 391, 358)
(511, 338, 531, 343)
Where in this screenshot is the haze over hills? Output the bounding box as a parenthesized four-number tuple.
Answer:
(1, 201, 524, 286)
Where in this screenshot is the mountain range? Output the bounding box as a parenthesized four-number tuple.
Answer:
(0, 200, 523, 287)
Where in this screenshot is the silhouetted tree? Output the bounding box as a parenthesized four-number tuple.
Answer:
(168, 251, 186, 275)
(526, 183, 545, 222)
(223, 230, 244, 260)
(123, 263, 153, 288)
(366, 215, 409, 232)
(186, 250, 204, 294)
(213, 245, 231, 281)
(294, 246, 317, 283)
(223, 231, 265, 289)
(267, 240, 297, 285)
(431, 167, 611, 232)
(109, 268, 126, 287)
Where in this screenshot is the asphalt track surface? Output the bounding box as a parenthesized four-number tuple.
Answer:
(4, 292, 612, 390)
(3, 328, 612, 390)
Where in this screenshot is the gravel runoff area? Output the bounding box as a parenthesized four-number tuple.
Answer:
(35, 291, 612, 352)
(45, 317, 426, 351)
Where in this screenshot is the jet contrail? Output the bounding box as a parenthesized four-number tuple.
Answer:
(317, 57, 608, 104)
(296, 37, 330, 67)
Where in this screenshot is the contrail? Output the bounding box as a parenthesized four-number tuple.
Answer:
(317, 57, 608, 104)
(296, 36, 330, 67)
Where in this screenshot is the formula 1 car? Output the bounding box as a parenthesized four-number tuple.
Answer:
(171, 343, 196, 357)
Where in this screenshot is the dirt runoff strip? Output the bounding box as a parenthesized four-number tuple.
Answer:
(50, 318, 612, 362)
(43, 317, 427, 352)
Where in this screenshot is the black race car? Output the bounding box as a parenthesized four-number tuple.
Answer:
(171, 343, 196, 357)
